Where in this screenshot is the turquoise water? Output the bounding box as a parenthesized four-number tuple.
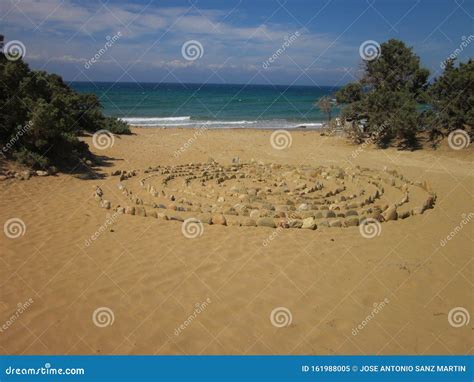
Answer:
(70, 82, 340, 129)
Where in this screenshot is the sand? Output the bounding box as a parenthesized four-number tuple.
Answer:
(0, 128, 472, 355)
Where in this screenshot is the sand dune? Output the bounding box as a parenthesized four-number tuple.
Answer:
(0, 128, 472, 355)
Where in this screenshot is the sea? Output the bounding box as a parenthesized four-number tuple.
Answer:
(70, 82, 340, 129)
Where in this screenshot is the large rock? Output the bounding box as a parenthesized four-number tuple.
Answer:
(344, 217, 359, 227)
(241, 218, 256, 227)
(329, 219, 342, 228)
(256, 217, 276, 228)
(301, 217, 317, 230)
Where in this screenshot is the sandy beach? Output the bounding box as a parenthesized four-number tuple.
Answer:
(0, 127, 472, 355)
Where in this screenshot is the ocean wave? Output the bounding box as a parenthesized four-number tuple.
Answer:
(121, 116, 191, 123)
(120, 117, 323, 129)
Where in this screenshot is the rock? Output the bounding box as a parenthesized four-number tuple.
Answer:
(169, 215, 184, 222)
(125, 206, 135, 215)
(329, 219, 342, 228)
(256, 217, 276, 228)
(323, 210, 336, 218)
(111, 170, 121, 176)
(276, 219, 290, 228)
(36, 170, 48, 176)
(412, 206, 425, 215)
(241, 218, 256, 227)
(297, 203, 310, 211)
(197, 213, 212, 224)
(345, 210, 358, 217)
(301, 217, 317, 230)
(148, 211, 158, 218)
(226, 216, 241, 226)
(100, 200, 111, 209)
(382, 205, 398, 221)
(157, 213, 168, 220)
(318, 220, 329, 228)
(398, 210, 411, 219)
(249, 210, 260, 220)
(135, 206, 146, 217)
(211, 214, 227, 225)
(423, 195, 435, 211)
(344, 217, 359, 227)
(167, 203, 177, 211)
(288, 219, 303, 229)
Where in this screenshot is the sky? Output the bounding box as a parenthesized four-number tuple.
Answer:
(1, 0, 473, 86)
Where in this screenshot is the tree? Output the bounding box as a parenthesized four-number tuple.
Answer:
(337, 39, 430, 149)
(427, 59, 474, 135)
(0, 52, 130, 169)
(317, 96, 333, 126)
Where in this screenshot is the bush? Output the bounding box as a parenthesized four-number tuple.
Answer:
(0, 54, 130, 169)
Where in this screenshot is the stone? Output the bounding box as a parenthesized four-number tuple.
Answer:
(125, 206, 135, 215)
(197, 213, 212, 224)
(323, 210, 336, 218)
(344, 217, 359, 227)
(256, 217, 276, 228)
(148, 211, 158, 218)
(345, 210, 358, 217)
(288, 219, 303, 229)
(241, 218, 256, 227)
(169, 215, 184, 222)
(135, 206, 146, 217)
(329, 219, 342, 228)
(382, 205, 398, 221)
(211, 214, 227, 225)
(167, 203, 177, 211)
(100, 200, 111, 209)
(301, 217, 317, 230)
(36, 170, 48, 177)
(297, 203, 309, 211)
(249, 210, 260, 220)
(318, 220, 329, 228)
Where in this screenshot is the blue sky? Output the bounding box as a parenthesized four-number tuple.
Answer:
(1, 0, 473, 85)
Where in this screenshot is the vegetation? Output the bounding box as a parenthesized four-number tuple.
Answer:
(0, 53, 130, 170)
(316, 96, 334, 126)
(336, 39, 472, 149)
